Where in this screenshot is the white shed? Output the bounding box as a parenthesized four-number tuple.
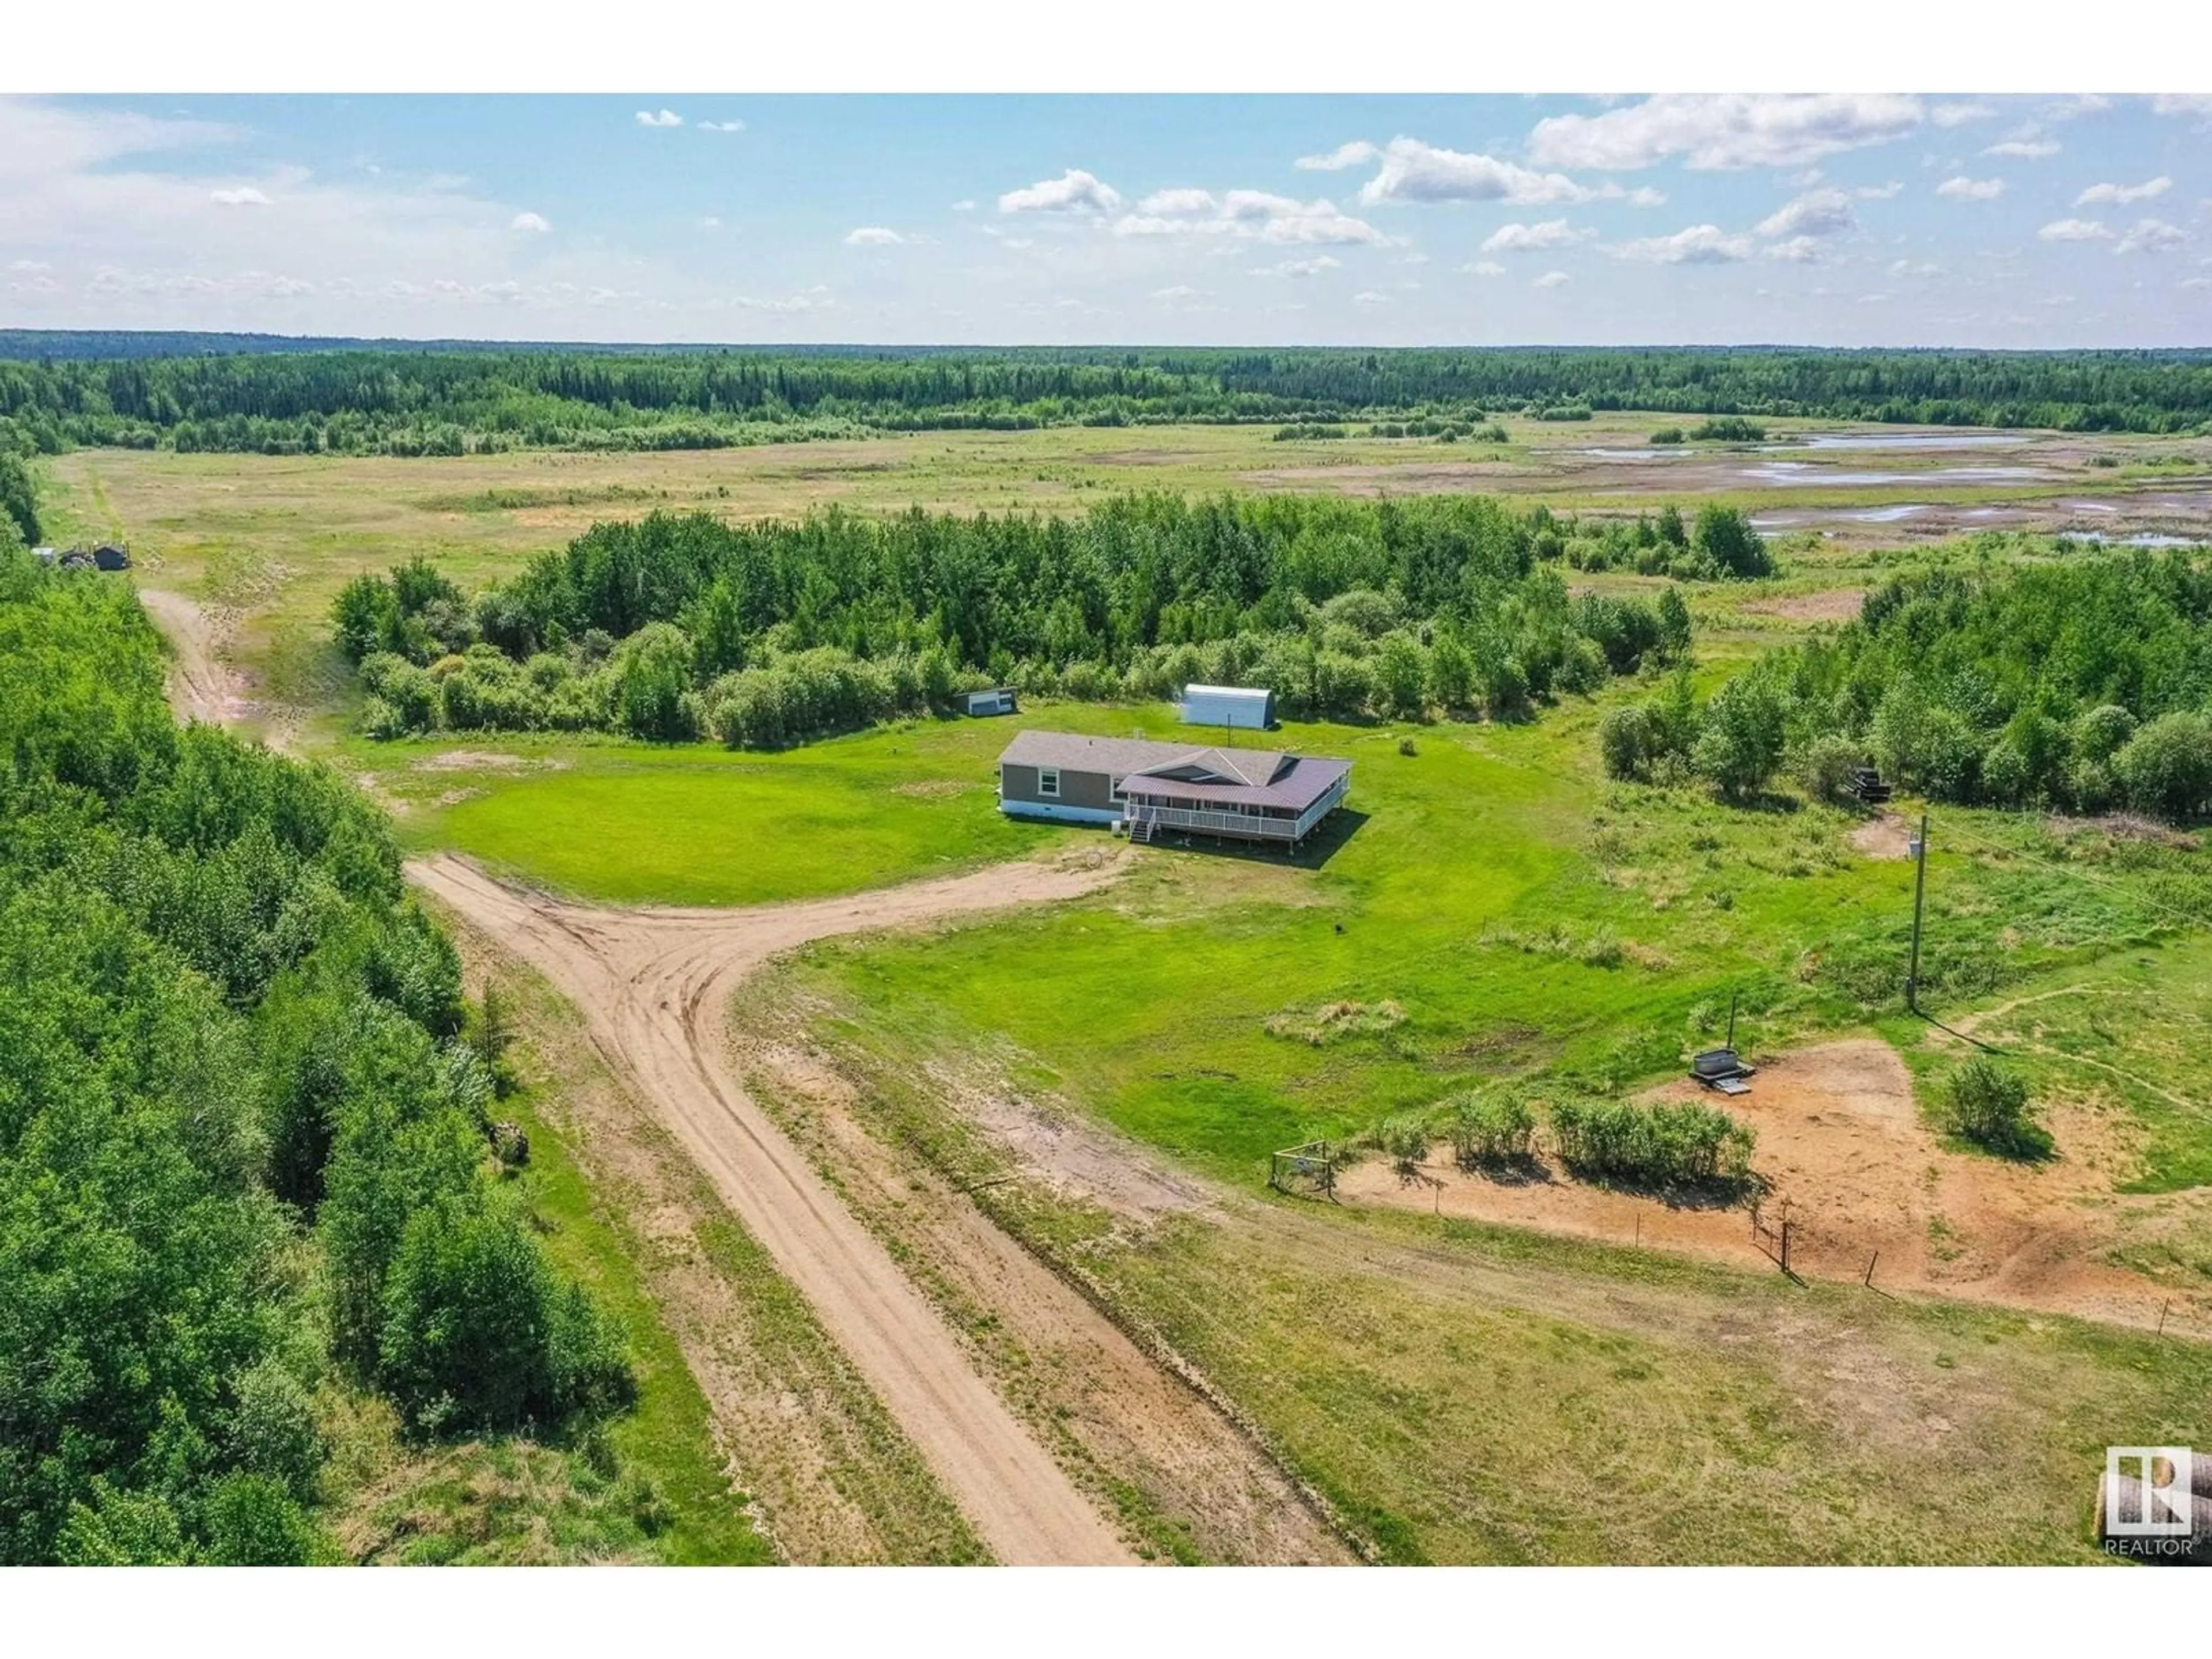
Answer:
(963, 687, 1018, 717)
(1180, 684, 1275, 730)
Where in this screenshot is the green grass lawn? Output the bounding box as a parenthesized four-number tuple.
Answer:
(365, 721, 1055, 905)
(778, 696, 2212, 1178)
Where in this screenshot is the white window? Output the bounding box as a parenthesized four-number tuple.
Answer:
(1109, 775, 1127, 804)
(1038, 767, 1060, 799)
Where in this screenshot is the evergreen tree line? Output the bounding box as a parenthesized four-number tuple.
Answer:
(4, 343, 2210, 454)
(333, 495, 1703, 746)
(0, 560, 631, 1563)
(1603, 552, 2212, 821)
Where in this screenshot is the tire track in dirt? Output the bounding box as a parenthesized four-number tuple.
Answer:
(408, 853, 1139, 1565)
(138, 587, 249, 730)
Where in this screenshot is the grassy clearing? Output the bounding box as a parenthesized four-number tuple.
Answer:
(362, 720, 1052, 906)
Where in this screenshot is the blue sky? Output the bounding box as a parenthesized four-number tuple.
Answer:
(4, 93, 2209, 346)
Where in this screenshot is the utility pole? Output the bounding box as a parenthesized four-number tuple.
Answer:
(1906, 810, 1930, 1014)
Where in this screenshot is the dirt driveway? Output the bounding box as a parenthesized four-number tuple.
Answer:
(409, 851, 1142, 1564)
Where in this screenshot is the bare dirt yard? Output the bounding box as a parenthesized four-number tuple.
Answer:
(1338, 1039, 2211, 1338)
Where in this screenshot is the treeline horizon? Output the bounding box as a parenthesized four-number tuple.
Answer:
(4, 340, 2210, 454)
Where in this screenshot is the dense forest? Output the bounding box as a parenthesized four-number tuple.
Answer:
(1604, 551, 2212, 820)
(3, 340, 2210, 454)
(334, 494, 1711, 746)
(0, 558, 631, 1563)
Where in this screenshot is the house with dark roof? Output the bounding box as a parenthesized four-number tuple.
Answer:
(997, 729, 1352, 847)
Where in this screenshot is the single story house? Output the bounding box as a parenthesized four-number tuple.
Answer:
(963, 687, 1018, 717)
(1181, 683, 1274, 730)
(997, 729, 1351, 847)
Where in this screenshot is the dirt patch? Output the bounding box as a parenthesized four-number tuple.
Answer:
(1339, 1039, 2207, 1338)
(434, 787, 488, 808)
(2048, 813, 2200, 850)
(414, 749, 559, 774)
(1850, 813, 1916, 860)
(1086, 449, 1201, 467)
(891, 779, 974, 799)
(1742, 588, 1868, 623)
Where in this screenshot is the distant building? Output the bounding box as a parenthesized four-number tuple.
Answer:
(1180, 684, 1274, 730)
(997, 729, 1351, 848)
(963, 687, 1018, 717)
(92, 544, 131, 571)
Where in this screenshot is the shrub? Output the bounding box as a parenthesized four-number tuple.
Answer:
(1799, 733, 1869, 805)
(1547, 1096, 1755, 1190)
(1448, 1090, 1538, 1168)
(1692, 504, 1773, 579)
(1599, 703, 1664, 782)
(2112, 711, 2212, 822)
(1369, 1115, 1432, 1176)
(1941, 1059, 2050, 1160)
(377, 1195, 633, 1434)
(1692, 675, 1786, 800)
(1649, 427, 1685, 445)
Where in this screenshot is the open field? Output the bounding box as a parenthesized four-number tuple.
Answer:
(41, 415, 2211, 747)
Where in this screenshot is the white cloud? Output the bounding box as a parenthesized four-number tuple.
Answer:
(1112, 190, 1391, 247)
(999, 169, 1122, 215)
(2149, 95, 2212, 119)
(1463, 260, 1507, 277)
(696, 119, 745, 134)
(1136, 187, 1218, 216)
(1762, 236, 1822, 263)
(509, 211, 551, 233)
(843, 226, 903, 245)
(2115, 218, 2188, 256)
(1249, 254, 1341, 278)
(1612, 224, 1754, 264)
(1528, 93, 1923, 171)
(1857, 181, 1904, 200)
(1149, 284, 1203, 301)
(1480, 218, 1589, 253)
(1936, 176, 2005, 200)
(2077, 176, 2171, 206)
(1891, 258, 1944, 276)
(1532, 270, 1571, 288)
(2183, 276, 2212, 290)
(2039, 218, 2112, 241)
(1755, 187, 1857, 238)
(950, 199, 976, 212)
(1295, 140, 1379, 172)
(696, 215, 722, 230)
(1357, 137, 1594, 206)
(1931, 103, 1994, 128)
(1984, 138, 2060, 158)
(210, 187, 271, 207)
(1353, 290, 1389, 306)
(635, 109, 683, 129)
